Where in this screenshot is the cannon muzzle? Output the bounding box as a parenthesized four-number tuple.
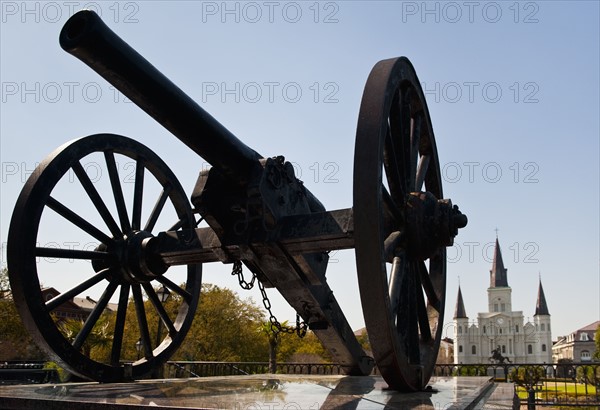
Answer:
(60, 10, 262, 183)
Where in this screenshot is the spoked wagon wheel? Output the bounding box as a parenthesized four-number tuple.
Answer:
(7, 134, 201, 382)
(354, 57, 466, 391)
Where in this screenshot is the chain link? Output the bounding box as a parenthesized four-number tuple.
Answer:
(231, 260, 256, 290)
(231, 261, 307, 338)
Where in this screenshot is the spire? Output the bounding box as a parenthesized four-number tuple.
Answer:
(534, 279, 550, 316)
(490, 237, 508, 287)
(454, 286, 467, 319)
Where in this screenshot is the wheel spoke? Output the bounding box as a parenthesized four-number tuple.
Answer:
(406, 261, 421, 364)
(47, 197, 113, 245)
(142, 283, 177, 337)
(110, 284, 130, 366)
(36, 247, 113, 261)
(46, 269, 111, 312)
(384, 124, 406, 201)
(73, 280, 119, 350)
(388, 254, 405, 317)
(399, 87, 413, 194)
(384, 231, 402, 262)
(132, 160, 145, 231)
(156, 276, 192, 304)
(408, 113, 423, 192)
(132, 284, 153, 359)
(72, 161, 122, 238)
(396, 260, 420, 364)
(382, 186, 404, 235)
(415, 154, 431, 192)
(105, 151, 132, 233)
(418, 260, 441, 312)
(389, 89, 413, 196)
(144, 185, 171, 233)
(414, 266, 432, 342)
(168, 218, 185, 231)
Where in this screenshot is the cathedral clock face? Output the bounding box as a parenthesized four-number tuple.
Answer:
(497, 317, 504, 325)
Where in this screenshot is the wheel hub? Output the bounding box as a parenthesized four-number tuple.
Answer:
(93, 231, 168, 284)
(404, 191, 467, 260)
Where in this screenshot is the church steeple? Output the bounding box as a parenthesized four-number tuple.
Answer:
(534, 279, 550, 316)
(454, 286, 467, 319)
(490, 237, 508, 287)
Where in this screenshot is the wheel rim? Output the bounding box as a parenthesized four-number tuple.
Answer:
(354, 57, 446, 391)
(7, 134, 201, 382)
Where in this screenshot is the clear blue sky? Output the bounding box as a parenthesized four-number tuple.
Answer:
(1, 1, 598, 342)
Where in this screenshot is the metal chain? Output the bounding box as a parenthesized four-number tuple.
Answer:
(231, 260, 256, 290)
(231, 261, 307, 338)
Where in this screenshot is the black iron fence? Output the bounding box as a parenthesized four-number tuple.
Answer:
(0, 361, 60, 385)
(436, 363, 599, 407)
(165, 361, 599, 407)
(3, 360, 598, 407)
(165, 361, 346, 378)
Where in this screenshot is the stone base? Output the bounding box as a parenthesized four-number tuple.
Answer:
(0, 375, 499, 409)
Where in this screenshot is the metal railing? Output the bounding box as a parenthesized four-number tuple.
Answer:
(165, 361, 599, 407)
(436, 362, 600, 408)
(0, 361, 60, 385)
(164, 361, 345, 379)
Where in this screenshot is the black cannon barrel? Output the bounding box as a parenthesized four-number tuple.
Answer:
(60, 10, 262, 183)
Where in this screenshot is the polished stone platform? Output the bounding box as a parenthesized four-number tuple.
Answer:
(0, 375, 495, 409)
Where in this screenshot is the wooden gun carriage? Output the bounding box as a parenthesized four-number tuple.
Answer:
(7, 10, 467, 391)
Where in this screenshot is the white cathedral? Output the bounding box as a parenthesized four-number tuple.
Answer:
(453, 238, 552, 364)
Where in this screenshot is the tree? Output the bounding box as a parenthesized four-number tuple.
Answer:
(287, 332, 331, 363)
(260, 321, 282, 373)
(57, 313, 114, 361)
(0, 267, 10, 299)
(0, 267, 46, 360)
(173, 284, 268, 362)
(509, 365, 546, 389)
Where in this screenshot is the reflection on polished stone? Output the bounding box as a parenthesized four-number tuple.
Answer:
(0, 375, 493, 409)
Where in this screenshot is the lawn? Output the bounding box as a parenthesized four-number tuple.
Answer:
(516, 381, 598, 405)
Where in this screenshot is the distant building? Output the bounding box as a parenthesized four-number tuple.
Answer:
(437, 337, 454, 364)
(453, 237, 552, 364)
(552, 321, 599, 362)
(41, 287, 118, 321)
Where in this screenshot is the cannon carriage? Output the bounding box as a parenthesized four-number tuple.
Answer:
(7, 10, 466, 391)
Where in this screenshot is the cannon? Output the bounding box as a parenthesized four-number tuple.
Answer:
(7, 10, 467, 391)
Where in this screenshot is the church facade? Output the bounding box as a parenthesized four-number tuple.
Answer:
(453, 238, 552, 364)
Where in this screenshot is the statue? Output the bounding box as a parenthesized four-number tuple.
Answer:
(489, 347, 512, 364)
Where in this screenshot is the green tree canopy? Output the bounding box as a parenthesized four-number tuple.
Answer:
(174, 284, 269, 362)
(0, 267, 46, 360)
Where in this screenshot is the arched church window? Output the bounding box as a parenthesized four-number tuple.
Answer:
(483, 326, 486, 334)
(459, 345, 463, 353)
(542, 344, 546, 352)
(502, 345, 506, 353)
(472, 345, 476, 355)
(458, 326, 462, 334)
(528, 344, 533, 354)
(541, 323, 545, 331)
